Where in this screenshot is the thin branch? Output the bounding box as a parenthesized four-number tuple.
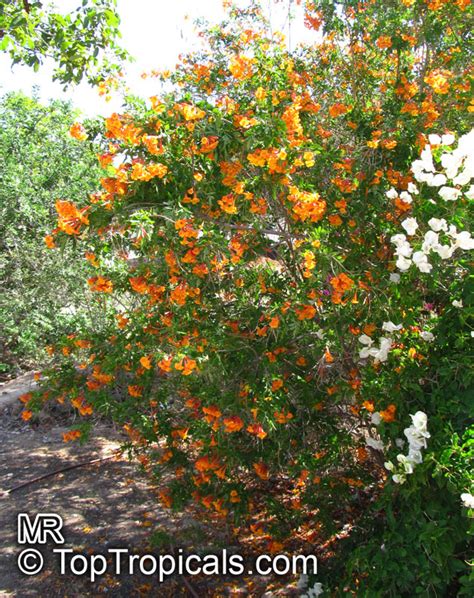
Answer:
(3, 450, 121, 495)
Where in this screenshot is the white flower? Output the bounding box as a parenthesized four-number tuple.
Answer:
(386, 188, 398, 199)
(366, 437, 384, 451)
(441, 133, 455, 146)
(396, 256, 412, 271)
(374, 337, 393, 362)
(395, 438, 405, 449)
(428, 217, 448, 232)
(412, 251, 432, 273)
(397, 454, 415, 474)
(359, 334, 374, 358)
(391, 233, 407, 245)
(420, 145, 435, 172)
(410, 411, 429, 435)
(382, 321, 402, 333)
(407, 449, 423, 464)
(401, 217, 418, 236)
(389, 273, 401, 283)
(420, 331, 435, 342)
(392, 474, 406, 484)
(412, 249, 428, 264)
(428, 134, 441, 145)
(434, 244, 455, 260)
(404, 429, 428, 451)
(384, 461, 395, 471)
(399, 191, 412, 203)
(417, 171, 435, 185)
(422, 231, 439, 253)
(439, 186, 461, 201)
(461, 493, 474, 509)
(465, 185, 474, 200)
(457, 129, 474, 157)
(453, 169, 471, 186)
(455, 231, 474, 250)
(440, 152, 461, 179)
(452, 300, 463, 308)
(307, 582, 324, 598)
(395, 241, 413, 258)
(427, 173, 447, 187)
(418, 262, 433, 274)
(411, 159, 425, 178)
(408, 182, 419, 194)
(447, 224, 458, 239)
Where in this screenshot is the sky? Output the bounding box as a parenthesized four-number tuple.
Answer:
(0, 0, 313, 117)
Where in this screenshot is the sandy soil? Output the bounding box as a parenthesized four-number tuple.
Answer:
(0, 376, 302, 597)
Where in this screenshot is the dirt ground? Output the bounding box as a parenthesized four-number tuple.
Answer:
(0, 376, 301, 597)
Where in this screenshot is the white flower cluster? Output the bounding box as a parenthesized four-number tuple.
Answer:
(388, 129, 474, 273)
(298, 575, 324, 598)
(358, 321, 402, 363)
(385, 411, 430, 484)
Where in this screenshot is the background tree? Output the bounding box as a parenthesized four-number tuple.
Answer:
(0, 0, 128, 86)
(0, 91, 104, 378)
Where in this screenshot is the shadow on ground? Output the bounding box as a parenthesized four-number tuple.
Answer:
(0, 377, 300, 597)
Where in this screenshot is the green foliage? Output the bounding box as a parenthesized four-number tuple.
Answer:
(0, 0, 128, 85)
(0, 91, 103, 376)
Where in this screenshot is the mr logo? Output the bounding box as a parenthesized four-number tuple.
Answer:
(18, 513, 65, 545)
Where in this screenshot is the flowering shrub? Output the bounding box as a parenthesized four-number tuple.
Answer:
(22, 1, 473, 594)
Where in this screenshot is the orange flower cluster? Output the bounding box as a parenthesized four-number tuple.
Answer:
(199, 136, 219, 154)
(142, 134, 163, 155)
(55, 200, 89, 236)
(379, 404, 397, 423)
(223, 416, 244, 433)
(247, 147, 290, 174)
(69, 122, 88, 141)
(282, 102, 304, 141)
(229, 55, 255, 80)
(376, 36, 392, 49)
(195, 455, 223, 473)
(424, 69, 450, 94)
(88, 276, 113, 293)
(105, 113, 143, 144)
(130, 162, 168, 181)
(247, 423, 267, 439)
(253, 462, 270, 480)
(218, 193, 238, 214)
(329, 273, 354, 304)
(288, 187, 327, 223)
(175, 218, 199, 246)
(295, 304, 316, 320)
(274, 410, 293, 424)
(129, 276, 149, 294)
(21, 410, 33, 421)
(176, 103, 206, 122)
(63, 430, 81, 442)
(174, 357, 198, 376)
(328, 103, 350, 118)
(71, 395, 93, 416)
(220, 160, 243, 187)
